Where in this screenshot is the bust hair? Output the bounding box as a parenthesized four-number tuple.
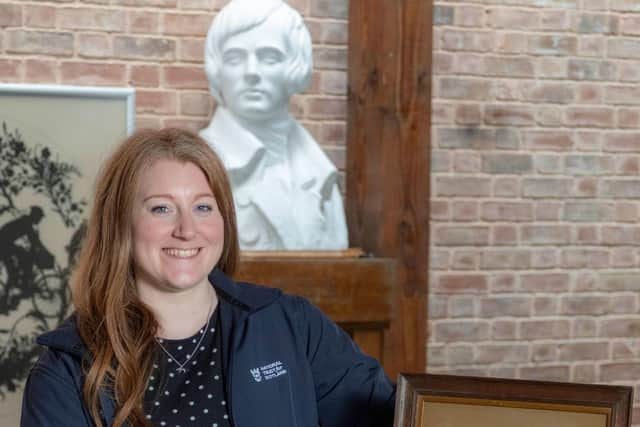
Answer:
(71, 128, 238, 426)
(204, 0, 313, 105)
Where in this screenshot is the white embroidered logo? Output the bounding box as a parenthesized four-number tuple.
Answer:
(249, 361, 287, 383)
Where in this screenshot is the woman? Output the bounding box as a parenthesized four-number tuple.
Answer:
(21, 128, 395, 426)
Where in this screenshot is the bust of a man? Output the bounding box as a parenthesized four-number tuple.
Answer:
(200, 0, 348, 250)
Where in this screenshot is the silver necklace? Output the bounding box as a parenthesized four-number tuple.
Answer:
(155, 299, 215, 374)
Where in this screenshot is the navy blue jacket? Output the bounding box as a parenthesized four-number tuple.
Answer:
(21, 269, 395, 426)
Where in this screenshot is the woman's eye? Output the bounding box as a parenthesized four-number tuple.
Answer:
(150, 205, 171, 215)
(196, 204, 213, 213)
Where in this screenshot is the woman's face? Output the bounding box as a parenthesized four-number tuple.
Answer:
(131, 159, 224, 296)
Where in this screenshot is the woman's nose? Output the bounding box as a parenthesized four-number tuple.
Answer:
(173, 212, 196, 239)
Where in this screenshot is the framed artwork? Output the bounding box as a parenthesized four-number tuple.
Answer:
(0, 83, 134, 425)
(394, 374, 633, 427)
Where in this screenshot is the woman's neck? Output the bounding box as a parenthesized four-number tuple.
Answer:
(139, 284, 217, 340)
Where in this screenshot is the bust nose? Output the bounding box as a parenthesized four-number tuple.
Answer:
(243, 55, 260, 85)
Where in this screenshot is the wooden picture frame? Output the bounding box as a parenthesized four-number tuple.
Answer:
(0, 83, 134, 425)
(394, 374, 633, 427)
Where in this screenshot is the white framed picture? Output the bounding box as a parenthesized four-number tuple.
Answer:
(0, 84, 135, 425)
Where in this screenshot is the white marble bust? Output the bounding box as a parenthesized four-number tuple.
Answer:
(200, 0, 348, 251)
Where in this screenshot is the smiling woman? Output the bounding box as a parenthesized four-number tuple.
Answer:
(20, 128, 395, 427)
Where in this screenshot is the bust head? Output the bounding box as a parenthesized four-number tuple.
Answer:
(204, 0, 313, 122)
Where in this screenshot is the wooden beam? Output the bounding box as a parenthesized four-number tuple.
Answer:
(347, 0, 432, 377)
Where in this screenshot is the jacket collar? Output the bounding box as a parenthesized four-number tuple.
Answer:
(36, 269, 281, 356)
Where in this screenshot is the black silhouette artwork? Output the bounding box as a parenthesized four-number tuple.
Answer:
(0, 122, 86, 396)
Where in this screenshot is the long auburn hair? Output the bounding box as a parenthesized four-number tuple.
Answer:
(71, 128, 239, 426)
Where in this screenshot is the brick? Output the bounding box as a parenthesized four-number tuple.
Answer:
(0, 59, 22, 81)
(574, 272, 598, 291)
(454, 104, 482, 125)
(602, 226, 640, 245)
(480, 250, 530, 270)
(136, 90, 177, 114)
(319, 70, 347, 95)
(494, 177, 520, 197)
(447, 345, 474, 365)
(601, 363, 640, 382)
(619, 62, 640, 82)
(576, 131, 603, 151)
(490, 274, 516, 293)
(568, 59, 616, 80)
(521, 273, 570, 292)
(456, 5, 484, 27)
(572, 318, 597, 338)
(566, 107, 614, 127)
(528, 35, 577, 56)
(577, 83, 603, 104)
(487, 8, 536, 30)
(606, 85, 640, 106)
(179, 0, 216, 10)
(438, 78, 491, 100)
(310, 0, 348, 19)
(563, 249, 609, 268)
(494, 32, 527, 54)
(78, 33, 111, 58)
(179, 39, 205, 62)
(434, 226, 490, 246)
(540, 10, 569, 31)
(129, 11, 160, 34)
(559, 342, 608, 361)
(521, 320, 570, 339)
(453, 53, 484, 75)
(481, 202, 533, 222)
(451, 251, 479, 270)
(431, 150, 450, 173)
(612, 0, 640, 12)
(575, 226, 599, 244)
(492, 225, 517, 246)
(533, 344, 557, 362)
(441, 30, 492, 52)
(451, 200, 479, 220)
(433, 52, 454, 75)
(163, 66, 207, 89)
(578, 36, 606, 57)
(307, 98, 346, 120)
(129, 64, 160, 87)
(484, 56, 534, 77)
(135, 116, 162, 129)
(430, 250, 450, 271)
(565, 201, 612, 222)
(427, 345, 446, 365)
(24, 5, 56, 28)
(522, 225, 570, 245)
(25, 59, 56, 83)
(435, 274, 487, 294)
(162, 118, 209, 133)
(612, 248, 636, 267)
(566, 155, 613, 175)
(480, 297, 530, 318)
(522, 178, 572, 198)
(531, 249, 558, 269)
(621, 16, 640, 36)
(601, 180, 640, 198)
(316, 21, 348, 44)
(575, 13, 618, 34)
(112, 0, 177, 7)
(320, 123, 346, 146)
(180, 92, 211, 116)
(313, 47, 347, 70)
(561, 296, 610, 315)
(113, 36, 176, 61)
(61, 62, 126, 86)
(534, 202, 562, 220)
(433, 5, 454, 25)
(492, 320, 516, 340)
(520, 366, 569, 382)
(524, 131, 573, 151)
(476, 344, 528, 364)
(58, 8, 126, 32)
(0, 4, 22, 27)
(617, 109, 640, 128)
(482, 153, 532, 174)
(536, 154, 562, 174)
(522, 82, 573, 104)
(6, 30, 73, 56)
(435, 177, 491, 197)
(536, 57, 567, 79)
(434, 321, 489, 342)
(609, 38, 640, 59)
(535, 106, 565, 128)
(533, 296, 558, 316)
(485, 105, 535, 126)
(163, 13, 212, 36)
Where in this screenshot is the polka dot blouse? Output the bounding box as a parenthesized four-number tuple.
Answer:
(143, 308, 231, 427)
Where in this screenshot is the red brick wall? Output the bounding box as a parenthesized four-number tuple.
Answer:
(430, 0, 640, 423)
(0, 0, 348, 169)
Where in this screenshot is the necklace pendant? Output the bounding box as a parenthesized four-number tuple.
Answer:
(176, 366, 187, 374)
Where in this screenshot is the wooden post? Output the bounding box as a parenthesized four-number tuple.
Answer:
(347, 0, 432, 377)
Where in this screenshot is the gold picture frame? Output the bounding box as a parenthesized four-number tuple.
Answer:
(394, 374, 633, 427)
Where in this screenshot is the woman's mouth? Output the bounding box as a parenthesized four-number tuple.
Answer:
(163, 248, 200, 258)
